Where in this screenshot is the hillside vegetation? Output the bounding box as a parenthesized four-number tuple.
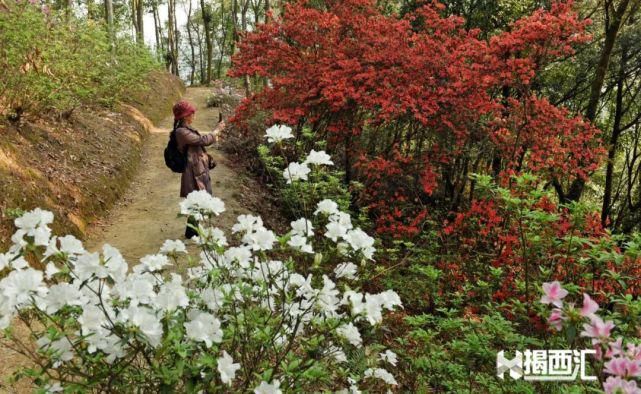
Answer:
(0, 0, 185, 246)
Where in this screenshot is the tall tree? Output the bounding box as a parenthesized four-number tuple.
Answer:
(558, 0, 641, 203)
(167, 0, 178, 75)
(104, 0, 114, 48)
(186, 0, 197, 85)
(201, 0, 214, 84)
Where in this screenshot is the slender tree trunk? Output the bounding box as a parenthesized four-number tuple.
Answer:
(216, 1, 228, 79)
(231, 0, 238, 56)
(136, 0, 144, 44)
(104, 0, 114, 48)
(240, 0, 251, 96)
(131, 0, 139, 41)
(152, 3, 161, 54)
(186, 0, 196, 85)
(201, 0, 213, 84)
(154, 6, 164, 52)
(173, 0, 179, 66)
(167, 0, 178, 75)
(264, 0, 270, 22)
(562, 0, 637, 202)
(194, 25, 205, 84)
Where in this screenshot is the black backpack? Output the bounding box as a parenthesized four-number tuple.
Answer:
(164, 129, 187, 173)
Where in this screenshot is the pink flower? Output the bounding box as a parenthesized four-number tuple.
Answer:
(540, 281, 568, 308)
(580, 293, 599, 318)
(603, 377, 641, 394)
(607, 338, 625, 359)
(547, 308, 564, 331)
(580, 316, 615, 345)
(604, 358, 641, 378)
(626, 344, 641, 362)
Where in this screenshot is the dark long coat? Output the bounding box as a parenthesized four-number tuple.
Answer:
(175, 126, 216, 198)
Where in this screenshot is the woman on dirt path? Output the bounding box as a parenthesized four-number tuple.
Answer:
(172, 100, 226, 239)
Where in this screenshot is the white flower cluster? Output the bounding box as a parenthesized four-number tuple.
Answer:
(265, 124, 294, 143)
(271, 135, 335, 184)
(179, 190, 226, 221)
(0, 189, 401, 392)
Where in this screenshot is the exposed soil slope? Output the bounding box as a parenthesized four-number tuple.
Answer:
(0, 72, 185, 248)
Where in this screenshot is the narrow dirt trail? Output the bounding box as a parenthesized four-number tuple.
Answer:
(1, 87, 282, 392)
(85, 87, 252, 263)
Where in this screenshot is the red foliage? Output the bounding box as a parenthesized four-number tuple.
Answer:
(229, 0, 603, 237)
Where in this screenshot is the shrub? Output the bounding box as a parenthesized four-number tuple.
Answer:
(0, 128, 402, 392)
(539, 281, 641, 393)
(0, 0, 159, 119)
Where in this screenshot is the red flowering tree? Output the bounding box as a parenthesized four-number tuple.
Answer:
(229, 0, 604, 238)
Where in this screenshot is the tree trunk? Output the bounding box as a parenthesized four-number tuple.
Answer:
(104, 0, 114, 48)
(136, 0, 144, 44)
(241, 0, 251, 96)
(152, 3, 161, 54)
(186, 0, 196, 85)
(562, 0, 636, 202)
(216, 1, 228, 79)
(194, 24, 205, 84)
(602, 20, 633, 226)
(201, 0, 213, 84)
(167, 0, 178, 75)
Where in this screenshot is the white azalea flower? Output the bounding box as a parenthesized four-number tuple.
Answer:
(217, 350, 241, 386)
(114, 274, 156, 306)
(325, 221, 348, 242)
(283, 162, 311, 183)
(334, 262, 358, 280)
(0, 268, 47, 307)
(196, 227, 228, 246)
(74, 252, 108, 281)
(287, 234, 314, 254)
(155, 274, 189, 311)
(344, 228, 376, 260)
(14, 208, 54, 231)
(223, 246, 253, 268)
(44, 382, 63, 393)
(343, 290, 366, 316)
(201, 287, 225, 313)
(254, 380, 282, 394)
(326, 345, 347, 363)
(45, 262, 60, 280)
(265, 124, 293, 143)
(364, 367, 398, 386)
(103, 244, 128, 283)
(160, 240, 187, 254)
(128, 307, 163, 347)
(314, 199, 339, 215)
(37, 337, 74, 366)
(336, 322, 362, 347)
(379, 350, 398, 366)
(42, 283, 84, 314)
(180, 190, 226, 220)
(139, 254, 171, 272)
(184, 311, 223, 348)
(59, 235, 85, 255)
(232, 214, 264, 234)
(317, 275, 341, 316)
(290, 218, 314, 237)
(78, 304, 108, 333)
(304, 149, 334, 166)
(244, 228, 276, 251)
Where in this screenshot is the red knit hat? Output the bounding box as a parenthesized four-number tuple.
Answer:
(173, 100, 196, 121)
